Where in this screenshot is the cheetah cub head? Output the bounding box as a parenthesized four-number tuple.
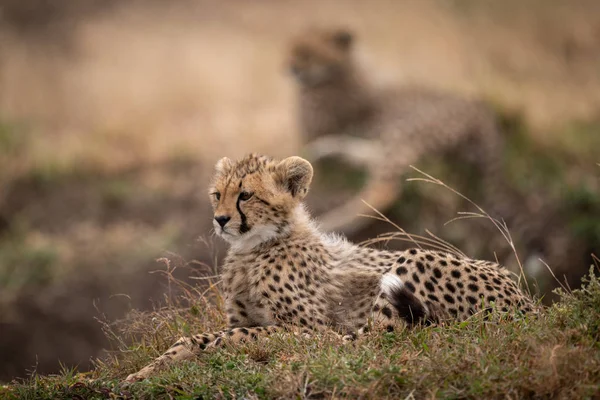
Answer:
(209, 154, 313, 250)
(288, 27, 354, 87)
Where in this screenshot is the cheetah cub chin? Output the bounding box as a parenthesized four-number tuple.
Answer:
(125, 154, 534, 382)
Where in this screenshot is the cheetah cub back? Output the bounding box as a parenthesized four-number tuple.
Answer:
(125, 154, 534, 382)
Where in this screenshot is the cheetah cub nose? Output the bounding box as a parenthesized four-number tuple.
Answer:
(214, 215, 231, 228)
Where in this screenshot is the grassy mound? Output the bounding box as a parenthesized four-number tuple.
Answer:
(3, 261, 600, 400)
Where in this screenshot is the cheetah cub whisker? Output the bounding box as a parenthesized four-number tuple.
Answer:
(125, 154, 535, 382)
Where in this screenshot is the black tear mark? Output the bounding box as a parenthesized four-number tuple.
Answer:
(236, 180, 251, 234)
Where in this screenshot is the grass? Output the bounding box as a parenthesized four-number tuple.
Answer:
(0, 234, 57, 295)
(2, 261, 600, 399)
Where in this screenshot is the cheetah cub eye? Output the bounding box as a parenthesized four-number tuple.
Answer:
(239, 191, 253, 201)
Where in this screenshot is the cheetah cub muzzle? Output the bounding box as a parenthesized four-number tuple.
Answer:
(125, 154, 535, 382)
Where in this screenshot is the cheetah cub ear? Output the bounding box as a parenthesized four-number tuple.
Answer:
(274, 156, 313, 199)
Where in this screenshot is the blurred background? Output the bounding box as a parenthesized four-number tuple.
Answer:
(0, 0, 599, 381)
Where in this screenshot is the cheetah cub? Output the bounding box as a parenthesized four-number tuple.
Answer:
(289, 28, 515, 235)
(125, 154, 534, 382)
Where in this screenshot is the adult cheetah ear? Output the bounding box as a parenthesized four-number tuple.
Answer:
(274, 156, 313, 199)
(214, 157, 233, 175)
(331, 29, 353, 51)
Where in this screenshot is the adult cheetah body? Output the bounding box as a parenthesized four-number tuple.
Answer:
(125, 154, 533, 382)
(288, 28, 514, 235)
(288, 27, 585, 280)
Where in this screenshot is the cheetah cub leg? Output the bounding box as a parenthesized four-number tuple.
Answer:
(125, 325, 281, 382)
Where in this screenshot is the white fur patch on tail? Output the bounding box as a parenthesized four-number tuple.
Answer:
(380, 273, 404, 297)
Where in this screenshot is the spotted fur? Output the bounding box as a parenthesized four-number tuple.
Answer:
(125, 154, 534, 382)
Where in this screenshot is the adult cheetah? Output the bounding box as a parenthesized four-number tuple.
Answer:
(288, 27, 517, 235)
(125, 154, 534, 382)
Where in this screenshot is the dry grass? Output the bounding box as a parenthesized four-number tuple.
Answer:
(3, 256, 600, 399)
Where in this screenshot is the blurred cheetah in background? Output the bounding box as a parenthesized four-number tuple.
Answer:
(287, 27, 587, 282)
(125, 154, 534, 382)
(287, 27, 517, 235)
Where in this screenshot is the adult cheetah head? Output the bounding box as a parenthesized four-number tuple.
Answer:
(209, 154, 313, 249)
(288, 28, 354, 87)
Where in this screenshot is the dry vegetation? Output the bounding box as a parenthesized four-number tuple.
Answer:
(0, 0, 599, 387)
(3, 255, 600, 399)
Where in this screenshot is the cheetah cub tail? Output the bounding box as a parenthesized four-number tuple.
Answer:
(380, 274, 431, 326)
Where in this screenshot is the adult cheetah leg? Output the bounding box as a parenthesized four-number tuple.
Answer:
(124, 325, 281, 382)
(318, 176, 399, 234)
(303, 135, 398, 234)
(312, 140, 418, 235)
(303, 135, 381, 168)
